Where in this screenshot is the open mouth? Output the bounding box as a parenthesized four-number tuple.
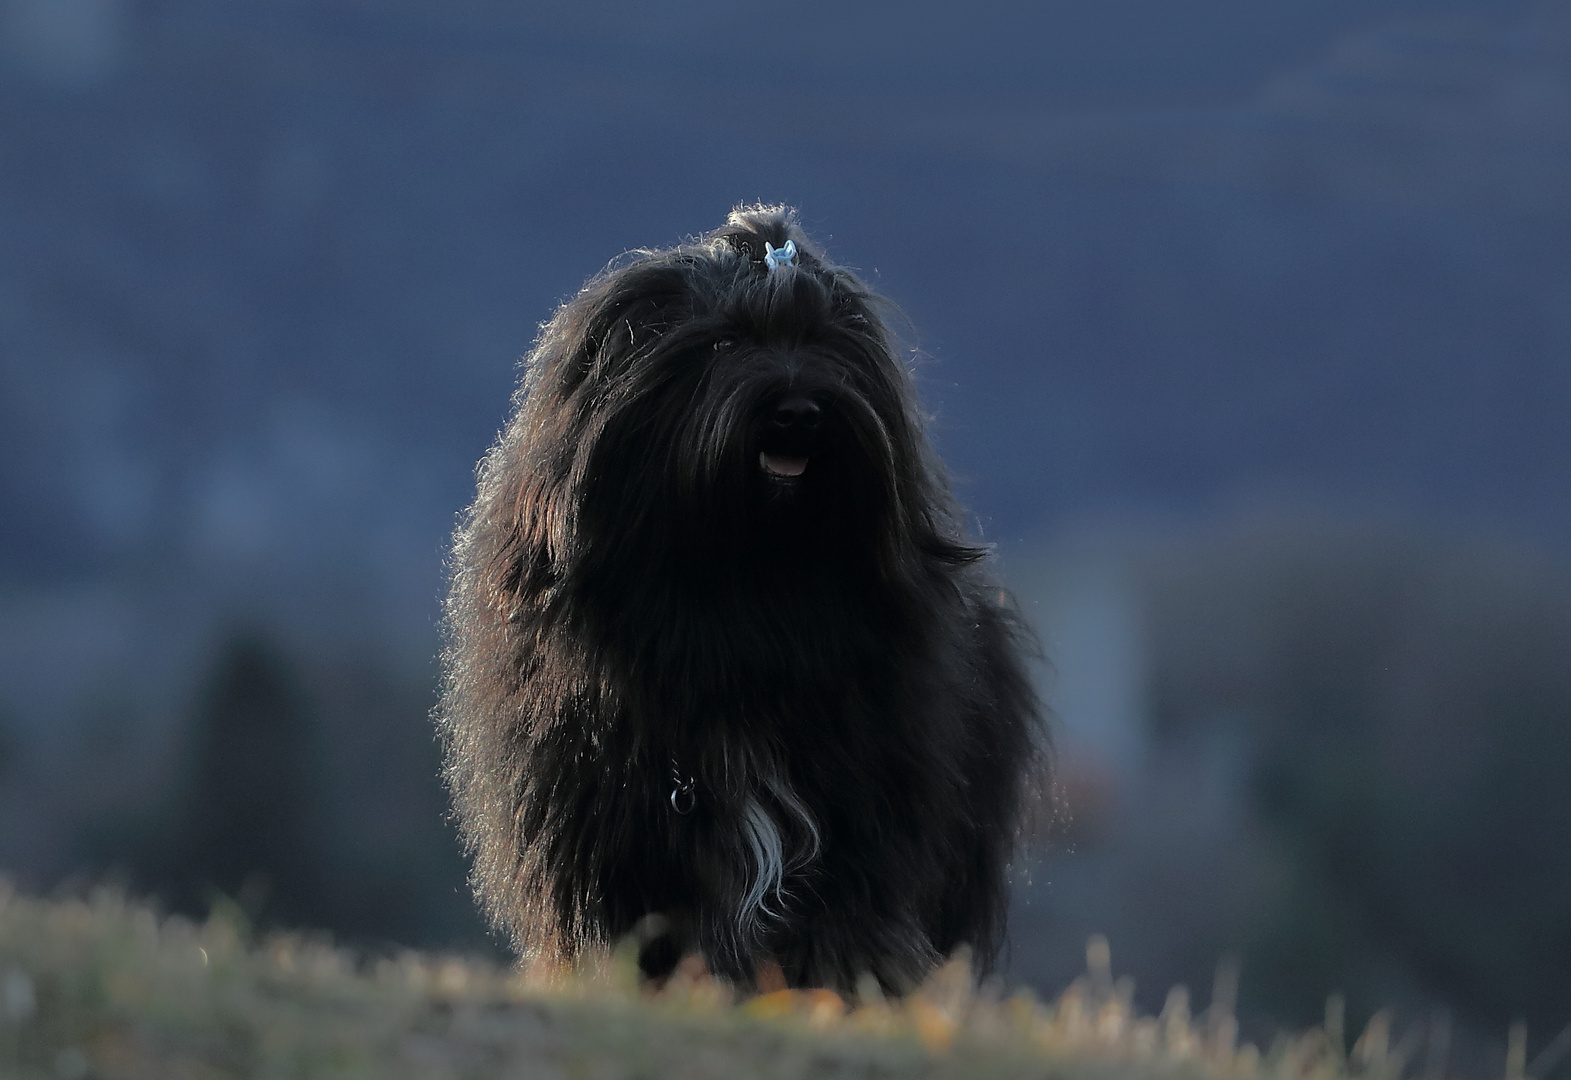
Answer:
(760, 451, 808, 478)
(758, 394, 822, 481)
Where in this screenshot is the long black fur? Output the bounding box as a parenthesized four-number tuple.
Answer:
(439, 205, 1045, 993)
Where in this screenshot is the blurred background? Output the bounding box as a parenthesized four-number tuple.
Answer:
(1, 0, 1568, 1070)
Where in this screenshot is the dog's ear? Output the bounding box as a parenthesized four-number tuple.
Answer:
(540, 269, 685, 396)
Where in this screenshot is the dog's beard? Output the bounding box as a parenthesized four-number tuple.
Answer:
(581, 363, 907, 583)
(736, 387, 898, 574)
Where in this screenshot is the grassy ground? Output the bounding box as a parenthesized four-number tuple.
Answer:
(0, 881, 1410, 1080)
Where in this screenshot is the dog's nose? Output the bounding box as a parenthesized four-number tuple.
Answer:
(771, 396, 822, 431)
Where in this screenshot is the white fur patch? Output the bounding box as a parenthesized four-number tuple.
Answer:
(734, 773, 821, 933)
(764, 773, 821, 864)
(739, 797, 786, 927)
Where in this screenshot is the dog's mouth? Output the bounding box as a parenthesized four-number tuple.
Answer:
(760, 452, 808, 478)
(757, 395, 822, 483)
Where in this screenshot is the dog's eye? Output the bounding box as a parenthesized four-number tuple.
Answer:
(714, 340, 734, 352)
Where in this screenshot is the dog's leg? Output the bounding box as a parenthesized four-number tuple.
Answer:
(633, 911, 694, 984)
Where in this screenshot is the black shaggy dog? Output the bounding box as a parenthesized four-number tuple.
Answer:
(439, 205, 1045, 994)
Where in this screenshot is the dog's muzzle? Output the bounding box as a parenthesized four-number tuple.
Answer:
(758, 395, 822, 479)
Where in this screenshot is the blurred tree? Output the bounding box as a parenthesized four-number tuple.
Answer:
(167, 633, 329, 927)
(1143, 527, 1571, 1045)
(57, 632, 494, 952)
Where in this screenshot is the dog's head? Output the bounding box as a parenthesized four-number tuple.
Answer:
(481, 205, 983, 601)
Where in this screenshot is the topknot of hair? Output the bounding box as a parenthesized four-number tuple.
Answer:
(711, 203, 813, 269)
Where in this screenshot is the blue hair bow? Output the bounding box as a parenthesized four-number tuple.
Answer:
(763, 240, 797, 271)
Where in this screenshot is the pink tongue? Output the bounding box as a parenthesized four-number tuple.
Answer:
(760, 452, 808, 477)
